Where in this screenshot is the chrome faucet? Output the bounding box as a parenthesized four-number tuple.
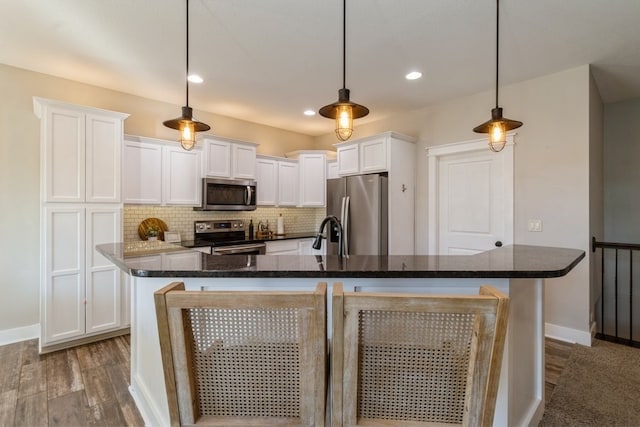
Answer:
(312, 215, 344, 258)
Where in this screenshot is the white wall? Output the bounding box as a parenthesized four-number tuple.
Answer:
(603, 98, 640, 242)
(317, 65, 599, 344)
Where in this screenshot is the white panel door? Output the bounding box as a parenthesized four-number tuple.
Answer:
(85, 207, 122, 334)
(428, 138, 514, 255)
(43, 206, 85, 343)
(44, 107, 85, 202)
(85, 113, 122, 203)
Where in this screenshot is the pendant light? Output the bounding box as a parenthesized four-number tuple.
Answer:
(319, 0, 369, 141)
(473, 0, 522, 152)
(163, 0, 210, 151)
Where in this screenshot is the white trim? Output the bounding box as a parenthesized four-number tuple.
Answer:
(0, 323, 39, 346)
(545, 322, 592, 346)
(426, 135, 515, 254)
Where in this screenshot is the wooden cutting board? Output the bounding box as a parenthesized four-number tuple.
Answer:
(138, 218, 168, 240)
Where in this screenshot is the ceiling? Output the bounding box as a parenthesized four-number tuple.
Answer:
(2, 0, 640, 136)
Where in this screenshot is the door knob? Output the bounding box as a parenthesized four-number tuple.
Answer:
(495, 241, 503, 247)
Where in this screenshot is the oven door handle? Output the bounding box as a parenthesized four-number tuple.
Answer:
(213, 243, 266, 255)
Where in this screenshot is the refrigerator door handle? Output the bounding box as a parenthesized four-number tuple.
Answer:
(343, 196, 350, 256)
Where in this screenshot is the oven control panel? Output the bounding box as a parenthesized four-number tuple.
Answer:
(195, 219, 245, 234)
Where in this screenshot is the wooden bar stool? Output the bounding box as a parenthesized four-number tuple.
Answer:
(155, 282, 327, 426)
(331, 283, 509, 427)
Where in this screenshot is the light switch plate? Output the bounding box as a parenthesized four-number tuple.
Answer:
(528, 219, 543, 232)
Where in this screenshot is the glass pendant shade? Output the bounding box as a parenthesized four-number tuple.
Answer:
(473, 107, 521, 152)
(163, 106, 210, 151)
(336, 105, 353, 141)
(320, 88, 369, 142)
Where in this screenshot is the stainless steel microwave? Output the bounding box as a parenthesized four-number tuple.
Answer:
(197, 178, 257, 211)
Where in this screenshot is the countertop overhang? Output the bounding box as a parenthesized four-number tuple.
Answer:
(97, 243, 585, 279)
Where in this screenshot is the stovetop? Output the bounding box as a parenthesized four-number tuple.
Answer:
(194, 219, 248, 247)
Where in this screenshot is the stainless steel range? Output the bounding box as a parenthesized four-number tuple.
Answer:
(194, 219, 266, 255)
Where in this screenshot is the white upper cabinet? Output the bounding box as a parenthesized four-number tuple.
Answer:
(123, 139, 162, 204)
(286, 150, 335, 207)
(123, 135, 201, 206)
(163, 146, 202, 205)
(336, 143, 359, 176)
(255, 155, 299, 207)
(255, 156, 278, 205)
(203, 136, 257, 179)
(232, 143, 257, 179)
(34, 97, 128, 203)
(334, 132, 414, 177)
(277, 159, 299, 206)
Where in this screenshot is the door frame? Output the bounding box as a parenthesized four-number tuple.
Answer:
(426, 135, 515, 254)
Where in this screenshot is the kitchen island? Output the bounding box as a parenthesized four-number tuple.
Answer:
(98, 243, 584, 427)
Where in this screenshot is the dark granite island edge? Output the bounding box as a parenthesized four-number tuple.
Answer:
(97, 243, 585, 279)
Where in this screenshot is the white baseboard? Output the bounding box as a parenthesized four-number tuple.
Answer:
(0, 324, 39, 346)
(545, 322, 592, 346)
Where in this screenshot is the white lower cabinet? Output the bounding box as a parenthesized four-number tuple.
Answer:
(265, 238, 324, 255)
(297, 238, 325, 255)
(41, 205, 127, 351)
(265, 240, 300, 255)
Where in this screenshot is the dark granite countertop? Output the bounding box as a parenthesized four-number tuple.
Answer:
(97, 243, 585, 279)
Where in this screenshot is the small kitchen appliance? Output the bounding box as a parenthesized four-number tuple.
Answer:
(197, 178, 257, 211)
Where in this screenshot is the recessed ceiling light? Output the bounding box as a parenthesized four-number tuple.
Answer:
(188, 74, 203, 84)
(304, 110, 316, 116)
(405, 71, 422, 80)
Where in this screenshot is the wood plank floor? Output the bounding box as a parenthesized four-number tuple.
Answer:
(0, 335, 573, 425)
(0, 335, 144, 426)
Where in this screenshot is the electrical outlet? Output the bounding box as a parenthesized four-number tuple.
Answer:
(528, 219, 543, 232)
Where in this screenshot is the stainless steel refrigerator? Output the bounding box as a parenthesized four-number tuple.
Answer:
(326, 174, 388, 256)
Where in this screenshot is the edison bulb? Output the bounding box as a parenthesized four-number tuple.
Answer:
(335, 105, 353, 141)
(180, 121, 196, 150)
(488, 121, 506, 152)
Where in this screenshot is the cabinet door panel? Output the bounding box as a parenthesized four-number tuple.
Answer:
(255, 158, 278, 205)
(44, 207, 85, 343)
(299, 154, 326, 206)
(87, 269, 121, 333)
(163, 147, 202, 205)
(233, 144, 256, 179)
(337, 144, 359, 176)
(360, 137, 388, 173)
(44, 108, 85, 202)
(85, 114, 122, 203)
(204, 139, 231, 177)
(86, 207, 122, 334)
(123, 140, 162, 204)
(277, 161, 298, 206)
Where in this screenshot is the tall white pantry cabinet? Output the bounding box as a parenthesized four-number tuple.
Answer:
(34, 97, 130, 352)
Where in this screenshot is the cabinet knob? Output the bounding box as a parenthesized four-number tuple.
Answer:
(495, 241, 503, 247)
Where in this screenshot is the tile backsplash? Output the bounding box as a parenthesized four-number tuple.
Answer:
(124, 205, 326, 242)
